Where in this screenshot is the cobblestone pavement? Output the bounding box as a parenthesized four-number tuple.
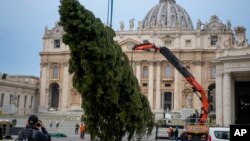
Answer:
(1, 116, 175, 141)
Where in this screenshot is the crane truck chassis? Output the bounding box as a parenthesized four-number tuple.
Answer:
(133, 42, 210, 140)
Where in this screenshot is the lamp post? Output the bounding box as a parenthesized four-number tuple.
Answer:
(107, 0, 114, 27)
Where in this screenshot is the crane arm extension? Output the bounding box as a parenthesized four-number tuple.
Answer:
(160, 47, 209, 123)
(133, 43, 209, 123)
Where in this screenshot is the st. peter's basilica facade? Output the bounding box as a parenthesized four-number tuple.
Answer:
(38, 0, 250, 126)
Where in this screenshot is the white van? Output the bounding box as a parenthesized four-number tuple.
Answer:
(208, 127, 230, 141)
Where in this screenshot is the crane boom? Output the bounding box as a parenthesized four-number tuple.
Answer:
(133, 42, 209, 124)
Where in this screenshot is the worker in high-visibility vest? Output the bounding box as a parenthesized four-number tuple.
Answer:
(79, 123, 86, 139)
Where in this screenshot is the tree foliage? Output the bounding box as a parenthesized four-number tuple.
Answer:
(59, 0, 154, 140)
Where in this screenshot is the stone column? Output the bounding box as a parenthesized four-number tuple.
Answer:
(223, 72, 232, 126)
(61, 62, 69, 112)
(174, 69, 180, 110)
(148, 61, 154, 109)
(194, 60, 202, 109)
(231, 79, 235, 124)
(131, 61, 136, 75)
(175, 34, 180, 49)
(215, 66, 223, 126)
(136, 61, 141, 85)
(156, 62, 161, 110)
(39, 62, 48, 112)
(196, 34, 201, 49)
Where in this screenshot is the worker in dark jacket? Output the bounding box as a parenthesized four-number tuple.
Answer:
(17, 115, 50, 141)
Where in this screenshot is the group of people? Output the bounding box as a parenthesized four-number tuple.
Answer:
(167, 127, 179, 141)
(168, 126, 188, 141)
(49, 120, 60, 128)
(75, 123, 86, 139)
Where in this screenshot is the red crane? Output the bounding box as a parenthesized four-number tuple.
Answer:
(133, 42, 209, 124)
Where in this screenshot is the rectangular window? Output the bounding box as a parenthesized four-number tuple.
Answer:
(211, 36, 218, 46)
(165, 66, 172, 77)
(164, 92, 172, 111)
(9, 95, 12, 104)
(143, 40, 149, 43)
(17, 95, 20, 107)
(54, 39, 60, 48)
(52, 66, 59, 79)
(164, 40, 172, 47)
(185, 40, 192, 47)
(0, 94, 4, 107)
(165, 83, 171, 87)
(143, 66, 149, 78)
(24, 96, 27, 108)
(142, 83, 148, 87)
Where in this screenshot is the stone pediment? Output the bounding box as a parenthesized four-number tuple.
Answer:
(159, 35, 176, 39)
(119, 38, 141, 51)
(203, 15, 228, 32)
(44, 22, 65, 38)
(119, 38, 141, 46)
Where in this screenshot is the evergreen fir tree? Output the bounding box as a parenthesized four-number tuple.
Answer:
(59, 0, 154, 140)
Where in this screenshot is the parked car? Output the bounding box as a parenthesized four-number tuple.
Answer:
(208, 127, 229, 141)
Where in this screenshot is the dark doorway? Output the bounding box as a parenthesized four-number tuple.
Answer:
(50, 83, 59, 110)
(235, 81, 250, 124)
(208, 84, 216, 113)
(163, 92, 172, 112)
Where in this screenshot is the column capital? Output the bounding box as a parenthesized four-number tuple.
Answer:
(223, 72, 231, 76)
(156, 61, 162, 65)
(45, 88, 50, 93)
(135, 61, 141, 65)
(62, 62, 69, 66)
(193, 60, 204, 65)
(40, 62, 48, 67)
(149, 60, 158, 65)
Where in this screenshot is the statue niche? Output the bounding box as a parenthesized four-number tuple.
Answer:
(234, 26, 248, 47)
(70, 88, 81, 106)
(182, 89, 193, 109)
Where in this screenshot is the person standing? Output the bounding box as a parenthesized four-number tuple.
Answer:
(75, 123, 80, 134)
(167, 127, 174, 139)
(79, 123, 86, 139)
(49, 120, 53, 128)
(174, 126, 179, 141)
(12, 118, 17, 127)
(55, 120, 59, 128)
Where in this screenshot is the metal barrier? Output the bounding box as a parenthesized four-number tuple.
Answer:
(0, 121, 13, 139)
(155, 125, 184, 140)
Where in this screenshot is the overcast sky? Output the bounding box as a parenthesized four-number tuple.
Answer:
(0, 0, 250, 77)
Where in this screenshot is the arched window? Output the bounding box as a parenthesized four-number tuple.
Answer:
(50, 83, 60, 110)
(211, 66, 216, 79)
(143, 66, 149, 78)
(165, 65, 171, 77)
(208, 84, 216, 112)
(53, 66, 59, 79)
